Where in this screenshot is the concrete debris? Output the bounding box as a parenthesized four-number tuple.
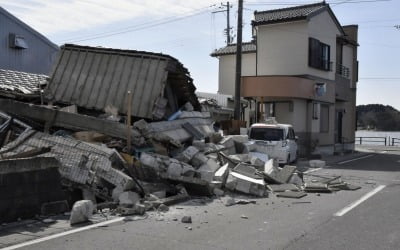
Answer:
(158, 204, 169, 212)
(276, 191, 307, 199)
(267, 184, 300, 192)
(181, 216, 192, 223)
(118, 191, 140, 207)
(309, 160, 326, 168)
(70, 200, 94, 225)
(0, 93, 362, 224)
(274, 165, 297, 184)
(227, 171, 267, 197)
(240, 215, 248, 219)
(213, 187, 224, 196)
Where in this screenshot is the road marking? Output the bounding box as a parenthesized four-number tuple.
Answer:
(304, 168, 322, 174)
(0, 217, 126, 250)
(334, 185, 386, 217)
(337, 154, 374, 165)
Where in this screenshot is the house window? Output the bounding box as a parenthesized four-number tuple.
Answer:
(320, 104, 329, 133)
(309, 37, 330, 71)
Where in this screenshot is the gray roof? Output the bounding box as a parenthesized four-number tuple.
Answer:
(211, 42, 256, 57)
(44, 44, 199, 119)
(253, 2, 327, 26)
(0, 69, 47, 97)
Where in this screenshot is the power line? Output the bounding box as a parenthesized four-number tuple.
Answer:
(60, 5, 217, 43)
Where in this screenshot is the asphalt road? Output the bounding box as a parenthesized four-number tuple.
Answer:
(3, 147, 400, 250)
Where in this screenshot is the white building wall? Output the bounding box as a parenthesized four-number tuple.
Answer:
(257, 21, 309, 76)
(308, 11, 342, 80)
(256, 11, 342, 81)
(342, 44, 354, 83)
(218, 53, 256, 96)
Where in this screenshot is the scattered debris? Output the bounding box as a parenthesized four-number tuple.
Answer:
(0, 44, 362, 225)
(181, 216, 192, 223)
(240, 215, 248, 219)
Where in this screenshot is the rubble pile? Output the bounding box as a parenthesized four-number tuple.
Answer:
(0, 44, 361, 224)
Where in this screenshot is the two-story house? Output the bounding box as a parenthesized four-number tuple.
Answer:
(211, 2, 358, 156)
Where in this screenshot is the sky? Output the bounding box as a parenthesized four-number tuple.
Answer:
(1, 0, 399, 109)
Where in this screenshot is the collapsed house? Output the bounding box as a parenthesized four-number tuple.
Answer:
(0, 44, 360, 224)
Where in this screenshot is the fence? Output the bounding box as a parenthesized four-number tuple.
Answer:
(355, 136, 400, 146)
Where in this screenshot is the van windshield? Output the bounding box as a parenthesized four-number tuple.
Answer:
(249, 127, 284, 141)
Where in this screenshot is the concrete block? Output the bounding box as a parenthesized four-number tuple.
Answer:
(206, 158, 220, 172)
(70, 200, 94, 225)
(118, 191, 140, 207)
(219, 137, 236, 155)
(264, 159, 277, 175)
(181, 216, 192, 223)
(230, 172, 266, 197)
(112, 186, 124, 201)
(225, 171, 237, 191)
(181, 163, 195, 177)
(140, 153, 160, 170)
(182, 146, 200, 162)
(192, 140, 206, 151)
(167, 162, 183, 177)
(190, 152, 208, 169)
(229, 154, 250, 162)
(214, 163, 229, 183)
(309, 160, 326, 168)
(197, 164, 214, 183)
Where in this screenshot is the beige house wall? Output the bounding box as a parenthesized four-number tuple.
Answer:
(218, 53, 256, 96)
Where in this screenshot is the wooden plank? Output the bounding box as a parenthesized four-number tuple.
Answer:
(0, 98, 142, 143)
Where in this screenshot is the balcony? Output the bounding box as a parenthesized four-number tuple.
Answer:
(336, 63, 350, 79)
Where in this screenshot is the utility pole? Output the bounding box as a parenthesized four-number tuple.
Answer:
(234, 0, 243, 120)
(212, 2, 232, 45)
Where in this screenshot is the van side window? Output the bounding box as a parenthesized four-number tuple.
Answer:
(287, 128, 295, 140)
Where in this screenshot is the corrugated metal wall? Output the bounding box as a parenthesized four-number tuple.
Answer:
(0, 8, 59, 75)
(45, 45, 170, 119)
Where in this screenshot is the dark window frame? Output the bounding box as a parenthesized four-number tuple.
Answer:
(309, 37, 330, 71)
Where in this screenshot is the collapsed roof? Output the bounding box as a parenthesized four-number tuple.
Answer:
(0, 69, 47, 98)
(44, 44, 200, 120)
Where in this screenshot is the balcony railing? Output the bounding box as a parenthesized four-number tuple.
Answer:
(336, 63, 350, 79)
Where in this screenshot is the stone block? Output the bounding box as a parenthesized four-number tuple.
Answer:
(70, 200, 94, 225)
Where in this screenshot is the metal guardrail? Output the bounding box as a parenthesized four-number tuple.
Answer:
(355, 136, 400, 146)
(391, 138, 400, 146)
(355, 136, 387, 146)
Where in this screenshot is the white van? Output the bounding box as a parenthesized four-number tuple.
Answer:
(248, 122, 298, 165)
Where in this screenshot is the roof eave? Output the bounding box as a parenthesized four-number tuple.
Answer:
(252, 16, 307, 27)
